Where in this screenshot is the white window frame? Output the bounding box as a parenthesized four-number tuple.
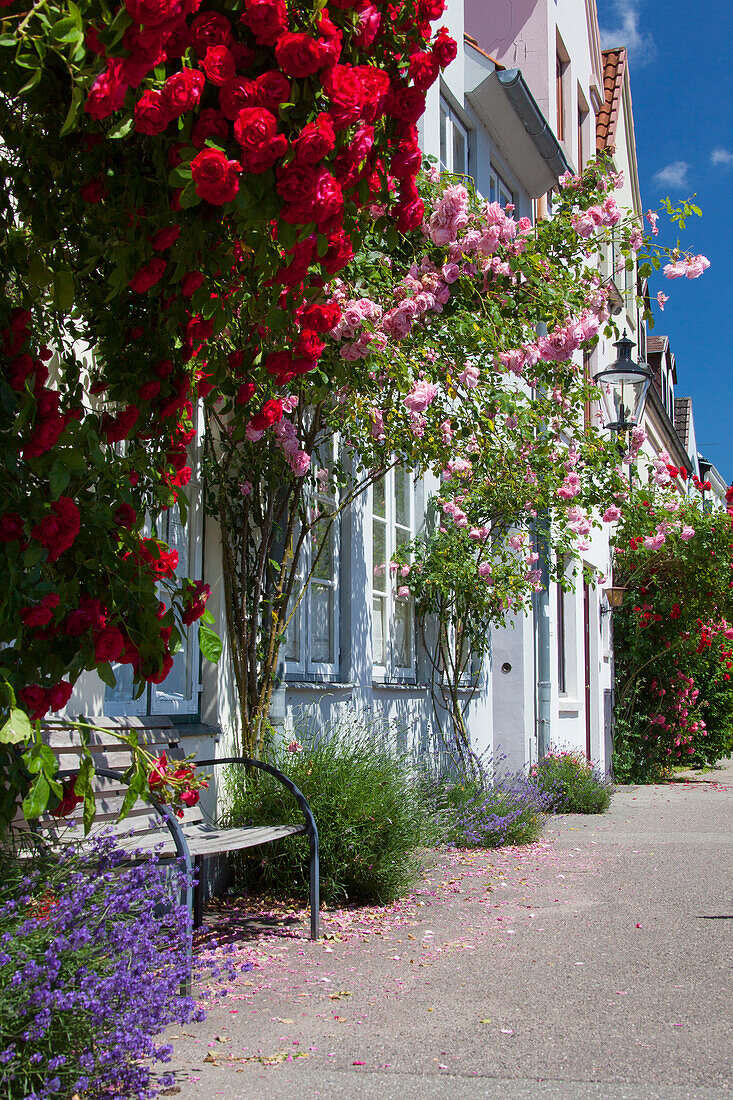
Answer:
(371, 467, 416, 682)
(104, 407, 204, 717)
(439, 98, 470, 178)
(488, 165, 513, 208)
(283, 456, 341, 681)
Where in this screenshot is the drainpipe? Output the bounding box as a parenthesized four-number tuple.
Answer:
(533, 321, 552, 762)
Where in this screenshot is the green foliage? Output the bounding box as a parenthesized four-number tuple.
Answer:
(223, 716, 436, 907)
(612, 476, 733, 781)
(531, 748, 612, 812)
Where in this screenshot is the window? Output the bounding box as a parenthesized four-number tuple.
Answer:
(372, 467, 415, 677)
(284, 459, 340, 679)
(439, 99, 469, 177)
(577, 88, 589, 170)
(556, 53, 566, 142)
(105, 496, 204, 717)
(488, 165, 513, 208)
(557, 579, 567, 695)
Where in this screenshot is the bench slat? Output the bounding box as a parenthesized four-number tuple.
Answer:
(113, 822, 307, 858)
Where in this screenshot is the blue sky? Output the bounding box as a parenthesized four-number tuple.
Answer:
(597, 0, 733, 482)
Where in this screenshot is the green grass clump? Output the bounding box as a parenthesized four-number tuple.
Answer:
(223, 718, 436, 907)
(532, 748, 613, 813)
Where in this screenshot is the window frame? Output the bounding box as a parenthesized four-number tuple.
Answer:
(283, 456, 341, 682)
(371, 466, 417, 683)
(439, 97, 470, 178)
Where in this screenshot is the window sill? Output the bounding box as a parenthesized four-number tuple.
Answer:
(372, 680, 422, 691)
(285, 681, 355, 691)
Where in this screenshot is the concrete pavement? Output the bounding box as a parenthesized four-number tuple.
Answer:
(167, 761, 733, 1099)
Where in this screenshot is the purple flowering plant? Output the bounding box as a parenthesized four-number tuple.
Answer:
(0, 834, 204, 1100)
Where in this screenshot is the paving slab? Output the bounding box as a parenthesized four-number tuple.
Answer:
(166, 760, 733, 1100)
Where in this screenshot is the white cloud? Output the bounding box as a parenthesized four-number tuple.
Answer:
(600, 0, 657, 65)
(652, 161, 690, 190)
(711, 147, 733, 168)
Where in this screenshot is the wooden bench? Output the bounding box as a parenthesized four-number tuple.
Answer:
(12, 717, 320, 949)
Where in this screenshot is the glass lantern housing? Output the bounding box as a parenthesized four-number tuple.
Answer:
(593, 332, 652, 432)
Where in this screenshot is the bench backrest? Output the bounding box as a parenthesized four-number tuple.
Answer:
(9, 717, 205, 844)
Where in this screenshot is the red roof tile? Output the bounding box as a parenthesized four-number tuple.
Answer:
(596, 47, 626, 153)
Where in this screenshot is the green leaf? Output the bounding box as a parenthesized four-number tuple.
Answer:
(49, 462, 70, 499)
(50, 17, 83, 42)
(17, 67, 42, 94)
(53, 271, 75, 312)
(22, 773, 50, 819)
(108, 115, 133, 139)
(0, 708, 32, 745)
(200, 608, 215, 626)
(178, 181, 201, 209)
(169, 626, 182, 656)
(119, 768, 144, 820)
(168, 164, 192, 189)
(199, 624, 222, 663)
(60, 87, 83, 137)
(97, 662, 117, 689)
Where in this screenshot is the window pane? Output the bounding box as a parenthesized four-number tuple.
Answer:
(284, 599, 299, 661)
(313, 519, 333, 580)
(373, 475, 386, 519)
(311, 583, 334, 663)
(394, 467, 410, 527)
(439, 106, 448, 171)
(105, 663, 137, 704)
(395, 525, 411, 554)
(373, 596, 387, 666)
(372, 519, 387, 592)
(453, 124, 467, 176)
(394, 599, 413, 667)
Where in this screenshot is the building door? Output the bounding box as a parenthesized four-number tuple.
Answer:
(583, 581, 592, 761)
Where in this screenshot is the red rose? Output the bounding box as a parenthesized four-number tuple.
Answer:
(354, 2, 379, 48)
(418, 0, 445, 18)
(219, 76, 258, 120)
(114, 503, 138, 527)
(191, 148, 241, 204)
(395, 186, 424, 232)
(103, 404, 140, 444)
(148, 752, 169, 788)
(19, 685, 50, 721)
(391, 137, 422, 179)
(187, 314, 214, 342)
(201, 45, 236, 86)
(275, 32, 324, 77)
(85, 59, 128, 121)
(236, 382, 256, 404)
(146, 651, 174, 684)
(31, 496, 80, 562)
(299, 301, 341, 333)
(180, 271, 205, 298)
(50, 777, 84, 818)
(165, 18, 191, 57)
(323, 64, 364, 129)
(5, 353, 34, 390)
(94, 626, 125, 663)
(240, 0, 287, 46)
(233, 107, 287, 172)
(0, 513, 25, 543)
(277, 238, 316, 286)
(276, 161, 319, 204)
(320, 228, 354, 274)
(264, 351, 294, 381)
(254, 69, 291, 110)
(385, 86, 426, 123)
(191, 108, 230, 148)
(48, 680, 73, 713)
(150, 225, 181, 251)
(294, 113, 335, 164)
(432, 26, 457, 68)
(353, 65, 391, 123)
(130, 258, 167, 293)
(190, 11, 232, 53)
(162, 68, 205, 117)
(125, 0, 180, 27)
(297, 330, 325, 360)
(79, 177, 108, 203)
(408, 50, 439, 90)
(20, 594, 58, 628)
(134, 89, 170, 134)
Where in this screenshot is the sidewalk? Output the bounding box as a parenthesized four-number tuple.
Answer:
(167, 761, 733, 1099)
